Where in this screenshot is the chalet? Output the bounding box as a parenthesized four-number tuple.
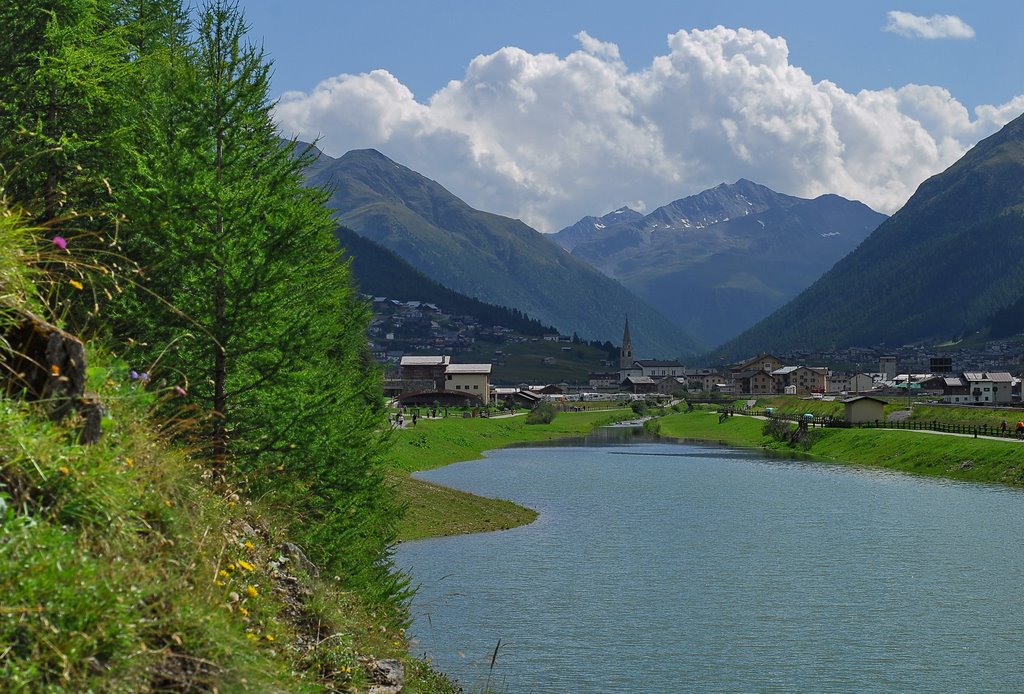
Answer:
(773, 366, 828, 394)
(399, 355, 451, 391)
(960, 371, 1014, 405)
(396, 355, 491, 405)
(734, 369, 775, 394)
(621, 375, 657, 394)
(730, 353, 783, 377)
(656, 376, 689, 395)
(685, 368, 725, 392)
(445, 363, 492, 403)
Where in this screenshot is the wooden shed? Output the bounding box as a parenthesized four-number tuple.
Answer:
(842, 395, 887, 424)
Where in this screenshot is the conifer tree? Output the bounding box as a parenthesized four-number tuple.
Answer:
(117, 0, 397, 591)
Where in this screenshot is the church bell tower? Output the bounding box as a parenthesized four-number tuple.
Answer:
(619, 316, 635, 373)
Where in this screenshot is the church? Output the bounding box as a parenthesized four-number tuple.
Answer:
(617, 316, 687, 385)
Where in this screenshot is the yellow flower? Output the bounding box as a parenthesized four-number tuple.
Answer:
(227, 563, 235, 571)
(69, 279, 84, 290)
(214, 580, 225, 587)
(246, 633, 257, 640)
(246, 585, 258, 598)
(237, 560, 255, 572)
(243, 541, 255, 551)
(218, 570, 230, 579)
(239, 607, 249, 616)
(125, 457, 135, 468)
(57, 466, 70, 476)
(50, 364, 61, 376)
(264, 634, 274, 641)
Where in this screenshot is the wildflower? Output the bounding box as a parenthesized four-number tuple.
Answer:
(174, 385, 187, 397)
(246, 632, 257, 640)
(246, 585, 258, 598)
(264, 634, 274, 641)
(57, 466, 70, 475)
(130, 370, 139, 380)
(69, 279, 84, 290)
(237, 559, 255, 572)
(52, 236, 67, 250)
(239, 607, 249, 616)
(227, 563, 235, 571)
(125, 457, 134, 468)
(214, 580, 225, 587)
(218, 569, 230, 579)
(243, 540, 255, 551)
(50, 364, 61, 376)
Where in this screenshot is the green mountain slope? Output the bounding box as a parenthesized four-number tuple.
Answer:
(335, 226, 555, 335)
(304, 148, 701, 357)
(716, 111, 1024, 355)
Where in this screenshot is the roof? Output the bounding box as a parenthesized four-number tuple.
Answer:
(400, 355, 451, 366)
(962, 371, 1013, 382)
(944, 377, 965, 387)
(623, 376, 656, 385)
(772, 366, 799, 375)
(635, 359, 686, 368)
(842, 396, 888, 405)
(445, 363, 492, 375)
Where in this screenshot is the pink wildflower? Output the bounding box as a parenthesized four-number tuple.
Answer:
(52, 236, 67, 250)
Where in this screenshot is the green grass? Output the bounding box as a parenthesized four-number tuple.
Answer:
(390, 409, 630, 540)
(0, 367, 458, 693)
(658, 410, 1024, 486)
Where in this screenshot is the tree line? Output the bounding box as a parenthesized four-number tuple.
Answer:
(0, 0, 399, 600)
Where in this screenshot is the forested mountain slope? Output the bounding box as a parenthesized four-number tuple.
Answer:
(717, 111, 1024, 355)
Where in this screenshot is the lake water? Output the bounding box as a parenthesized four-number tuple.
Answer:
(395, 437, 1024, 693)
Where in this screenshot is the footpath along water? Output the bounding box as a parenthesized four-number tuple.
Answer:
(395, 436, 1024, 693)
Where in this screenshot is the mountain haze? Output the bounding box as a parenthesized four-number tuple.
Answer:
(717, 111, 1024, 356)
(306, 147, 701, 356)
(555, 180, 886, 345)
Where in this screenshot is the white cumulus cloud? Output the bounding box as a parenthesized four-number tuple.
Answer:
(276, 26, 1021, 232)
(884, 11, 976, 39)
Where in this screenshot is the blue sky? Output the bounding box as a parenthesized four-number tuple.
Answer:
(239, 1, 1024, 230)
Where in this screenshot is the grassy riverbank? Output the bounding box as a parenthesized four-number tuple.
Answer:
(658, 410, 1024, 486)
(391, 409, 630, 540)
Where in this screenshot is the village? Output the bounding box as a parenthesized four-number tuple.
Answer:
(380, 311, 1024, 411)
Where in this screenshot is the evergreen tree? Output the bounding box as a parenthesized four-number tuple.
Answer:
(115, 0, 397, 591)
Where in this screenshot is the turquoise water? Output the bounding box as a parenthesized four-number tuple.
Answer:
(395, 441, 1024, 693)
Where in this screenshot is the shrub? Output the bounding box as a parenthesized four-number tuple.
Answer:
(526, 402, 557, 424)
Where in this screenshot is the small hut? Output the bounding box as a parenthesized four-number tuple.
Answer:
(842, 395, 887, 424)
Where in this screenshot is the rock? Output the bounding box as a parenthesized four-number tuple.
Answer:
(281, 541, 319, 578)
(366, 658, 405, 693)
(1, 309, 103, 443)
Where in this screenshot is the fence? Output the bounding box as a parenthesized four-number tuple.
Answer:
(719, 408, 1022, 439)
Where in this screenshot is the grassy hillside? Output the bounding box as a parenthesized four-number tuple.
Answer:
(657, 409, 1024, 486)
(0, 359, 456, 692)
(718, 112, 1024, 355)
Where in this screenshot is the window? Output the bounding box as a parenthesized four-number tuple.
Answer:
(473, 385, 479, 389)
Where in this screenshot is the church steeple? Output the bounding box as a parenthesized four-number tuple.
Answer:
(619, 316, 634, 371)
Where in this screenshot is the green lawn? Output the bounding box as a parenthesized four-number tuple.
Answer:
(658, 410, 1024, 486)
(391, 409, 631, 540)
